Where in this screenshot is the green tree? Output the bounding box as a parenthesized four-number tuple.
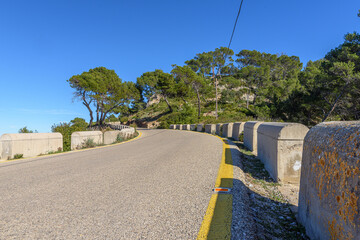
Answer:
(18, 126, 36, 133)
(137, 70, 176, 112)
(68, 67, 139, 126)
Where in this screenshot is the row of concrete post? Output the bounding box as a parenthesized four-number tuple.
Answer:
(0, 128, 135, 160)
(170, 121, 360, 239)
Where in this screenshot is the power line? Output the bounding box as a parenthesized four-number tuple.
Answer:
(227, 0, 245, 50)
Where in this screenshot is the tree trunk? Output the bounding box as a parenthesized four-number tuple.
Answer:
(212, 66, 218, 119)
(163, 96, 173, 112)
(196, 89, 201, 119)
(82, 93, 93, 127)
(96, 104, 100, 125)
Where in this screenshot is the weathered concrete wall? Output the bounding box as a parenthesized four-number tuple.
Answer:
(120, 128, 135, 138)
(205, 124, 216, 134)
(190, 124, 197, 131)
(103, 130, 121, 145)
(216, 124, 223, 136)
(222, 123, 234, 138)
(182, 124, 190, 130)
(257, 122, 309, 183)
(197, 124, 204, 132)
(244, 121, 263, 155)
(169, 124, 175, 129)
(232, 122, 245, 141)
(71, 131, 103, 150)
(0, 133, 63, 160)
(176, 124, 182, 130)
(298, 121, 360, 240)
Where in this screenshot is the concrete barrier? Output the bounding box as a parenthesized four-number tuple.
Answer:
(190, 124, 197, 131)
(0, 133, 63, 160)
(216, 123, 223, 136)
(169, 124, 175, 129)
(205, 124, 216, 134)
(71, 131, 103, 150)
(298, 121, 360, 240)
(120, 128, 135, 138)
(103, 130, 121, 145)
(232, 122, 245, 141)
(222, 123, 234, 138)
(257, 122, 309, 183)
(176, 124, 182, 130)
(244, 121, 263, 155)
(182, 124, 190, 130)
(197, 124, 204, 132)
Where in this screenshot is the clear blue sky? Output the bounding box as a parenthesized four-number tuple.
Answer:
(0, 0, 359, 134)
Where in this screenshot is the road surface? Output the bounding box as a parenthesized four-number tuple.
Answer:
(0, 129, 223, 239)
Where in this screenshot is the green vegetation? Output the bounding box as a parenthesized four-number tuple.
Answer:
(64, 10, 359, 128)
(18, 126, 37, 133)
(13, 154, 23, 159)
(51, 117, 88, 151)
(82, 138, 96, 149)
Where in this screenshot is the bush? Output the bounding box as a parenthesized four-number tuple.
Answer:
(239, 132, 244, 142)
(116, 133, 124, 143)
(52, 118, 88, 151)
(13, 154, 23, 159)
(120, 116, 129, 124)
(82, 138, 96, 149)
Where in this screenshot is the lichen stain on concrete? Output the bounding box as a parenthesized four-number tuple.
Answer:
(308, 123, 359, 239)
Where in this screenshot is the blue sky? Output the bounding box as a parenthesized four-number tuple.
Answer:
(0, 0, 359, 134)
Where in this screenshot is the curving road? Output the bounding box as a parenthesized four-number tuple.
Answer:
(0, 129, 223, 239)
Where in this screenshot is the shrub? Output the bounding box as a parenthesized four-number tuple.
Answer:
(13, 154, 23, 159)
(115, 133, 124, 143)
(239, 132, 244, 142)
(120, 116, 129, 124)
(82, 138, 96, 149)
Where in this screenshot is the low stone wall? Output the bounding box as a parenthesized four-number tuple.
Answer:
(298, 121, 360, 240)
(169, 124, 175, 129)
(222, 123, 233, 138)
(182, 124, 190, 130)
(0, 133, 63, 160)
(197, 124, 204, 132)
(216, 123, 223, 136)
(205, 124, 216, 134)
(232, 122, 245, 141)
(103, 130, 121, 145)
(257, 122, 309, 183)
(176, 124, 182, 130)
(244, 121, 263, 155)
(190, 124, 197, 131)
(71, 131, 103, 150)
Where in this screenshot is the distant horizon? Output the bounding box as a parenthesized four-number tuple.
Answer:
(0, 0, 359, 135)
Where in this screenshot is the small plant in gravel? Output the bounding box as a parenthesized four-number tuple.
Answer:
(82, 138, 97, 149)
(13, 154, 23, 159)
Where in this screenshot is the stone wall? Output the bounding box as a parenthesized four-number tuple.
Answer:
(244, 121, 263, 155)
(298, 121, 360, 240)
(103, 130, 121, 145)
(0, 133, 63, 160)
(71, 131, 103, 150)
(205, 124, 216, 134)
(257, 122, 309, 183)
(232, 122, 245, 141)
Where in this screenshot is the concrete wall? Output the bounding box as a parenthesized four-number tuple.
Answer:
(120, 128, 135, 138)
(176, 124, 182, 130)
(182, 124, 190, 130)
(169, 124, 175, 129)
(190, 124, 197, 131)
(244, 121, 263, 155)
(205, 124, 216, 134)
(103, 130, 121, 145)
(298, 121, 360, 240)
(71, 131, 103, 150)
(222, 123, 234, 138)
(216, 124, 223, 136)
(232, 122, 245, 141)
(257, 122, 309, 183)
(0, 133, 63, 160)
(197, 124, 204, 132)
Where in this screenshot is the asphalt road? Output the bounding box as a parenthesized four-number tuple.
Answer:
(0, 129, 223, 239)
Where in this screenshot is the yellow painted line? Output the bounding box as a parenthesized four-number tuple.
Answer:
(0, 131, 142, 164)
(197, 136, 233, 240)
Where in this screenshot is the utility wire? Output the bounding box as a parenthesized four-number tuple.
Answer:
(227, 0, 245, 50)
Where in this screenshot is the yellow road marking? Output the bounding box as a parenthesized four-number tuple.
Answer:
(197, 136, 233, 240)
(0, 131, 142, 163)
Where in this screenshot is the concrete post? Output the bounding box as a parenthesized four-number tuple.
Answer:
(190, 124, 197, 131)
(169, 124, 175, 129)
(205, 124, 216, 134)
(216, 123, 223, 136)
(244, 121, 263, 155)
(222, 123, 234, 138)
(298, 121, 360, 240)
(182, 124, 190, 130)
(176, 124, 182, 130)
(197, 124, 204, 132)
(103, 130, 121, 145)
(71, 131, 103, 150)
(232, 122, 245, 141)
(257, 122, 309, 183)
